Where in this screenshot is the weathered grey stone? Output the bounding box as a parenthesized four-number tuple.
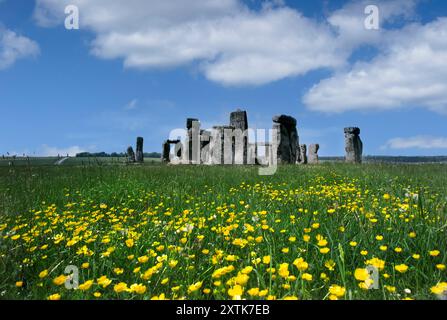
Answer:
(161, 141, 170, 163)
(162, 139, 182, 164)
(209, 125, 235, 165)
(136, 137, 144, 163)
(200, 130, 211, 164)
(230, 109, 248, 131)
(247, 143, 257, 165)
(186, 119, 200, 164)
(308, 144, 319, 164)
(272, 114, 299, 164)
(126, 146, 136, 163)
(186, 118, 199, 130)
(298, 144, 307, 164)
(272, 115, 297, 126)
(230, 109, 249, 164)
(344, 127, 363, 163)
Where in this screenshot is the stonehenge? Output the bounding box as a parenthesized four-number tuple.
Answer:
(164, 110, 251, 165)
(308, 144, 319, 164)
(344, 127, 363, 163)
(159, 110, 369, 167)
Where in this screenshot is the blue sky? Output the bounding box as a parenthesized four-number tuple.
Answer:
(1, 0, 447, 156)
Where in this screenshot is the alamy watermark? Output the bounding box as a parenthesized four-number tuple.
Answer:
(64, 265, 79, 289)
(364, 5, 380, 30)
(65, 5, 79, 30)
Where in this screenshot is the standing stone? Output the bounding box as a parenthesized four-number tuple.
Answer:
(247, 143, 257, 165)
(298, 144, 307, 164)
(136, 137, 144, 163)
(210, 125, 235, 165)
(230, 109, 249, 164)
(161, 141, 170, 163)
(272, 115, 299, 164)
(186, 118, 200, 164)
(344, 127, 363, 163)
(200, 130, 211, 164)
(127, 146, 136, 163)
(172, 140, 182, 159)
(308, 144, 319, 164)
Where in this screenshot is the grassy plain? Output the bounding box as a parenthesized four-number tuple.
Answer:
(0, 163, 446, 300)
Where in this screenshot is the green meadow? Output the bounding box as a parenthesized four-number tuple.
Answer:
(0, 162, 446, 300)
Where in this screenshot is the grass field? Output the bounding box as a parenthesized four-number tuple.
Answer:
(0, 157, 161, 167)
(0, 163, 446, 300)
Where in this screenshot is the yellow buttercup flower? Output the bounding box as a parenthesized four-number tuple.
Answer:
(130, 283, 147, 294)
(53, 275, 68, 286)
(328, 285, 346, 298)
(97, 275, 112, 288)
(187, 281, 203, 293)
(384, 285, 396, 293)
(47, 293, 61, 300)
(301, 273, 313, 281)
(39, 269, 49, 278)
(113, 268, 124, 275)
(113, 282, 129, 293)
(429, 250, 440, 257)
(278, 263, 290, 278)
(293, 258, 308, 271)
(247, 288, 259, 296)
(262, 256, 271, 264)
(395, 264, 409, 273)
(125, 238, 134, 248)
(354, 268, 369, 281)
(430, 282, 447, 295)
(228, 285, 243, 299)
(365, 258, 385, 271)
(78, 280, 93, 291)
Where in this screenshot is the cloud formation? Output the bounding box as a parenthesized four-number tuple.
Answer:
(34, 0, 447, 115)
(383, 136, 447, 150)
(0, 28, 39, 70)
(34, 0, 344, 86)
(304, 16, 447, 115)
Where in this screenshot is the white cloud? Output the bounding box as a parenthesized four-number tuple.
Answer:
(34, 0, 343, 86)
(328, 0, 417, 50)
(0, 28, 39, 70)
(33, 0, 447, 115)
(383, 136, 447, 149)
(304, 16, 447, 114)
(124, 98, 138, 110)
(40, 145, 86, 156)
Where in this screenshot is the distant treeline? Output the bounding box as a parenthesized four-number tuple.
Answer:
(320, 156, 447, 163)
(76, 152, 161, 158)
